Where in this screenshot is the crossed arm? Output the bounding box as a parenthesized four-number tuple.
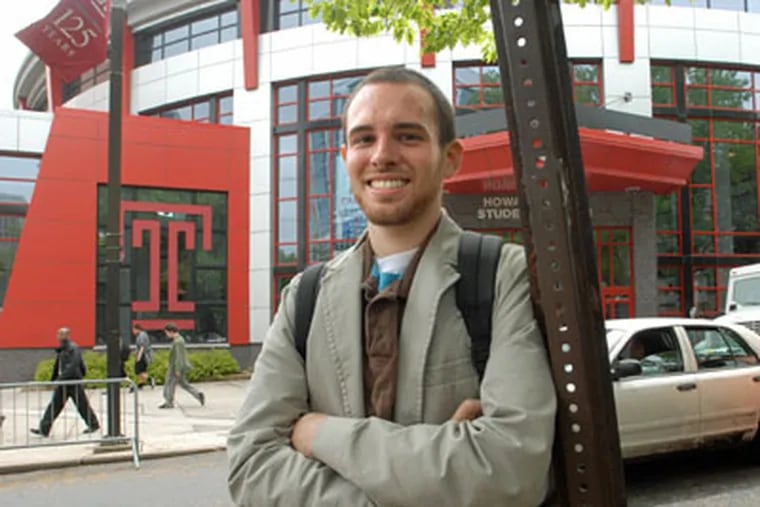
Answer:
(227, 246, 556, 507)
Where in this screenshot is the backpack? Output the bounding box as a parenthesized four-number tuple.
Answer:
(294, 231, 503, 381)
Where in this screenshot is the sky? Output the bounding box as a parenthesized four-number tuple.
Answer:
(0, 0, 58, 110)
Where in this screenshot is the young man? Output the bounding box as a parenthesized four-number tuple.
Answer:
(132, 324, 155, 389)
(159, 323, 205, 409)
(228, 68, 556, 506)
(31, 328, 100, 437)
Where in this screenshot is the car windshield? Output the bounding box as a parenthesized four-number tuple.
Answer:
(606, 328, 626, 349)
(733, 277, 760, 307)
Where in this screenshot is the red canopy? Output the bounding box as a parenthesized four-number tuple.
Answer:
(445, 128, 704, 195)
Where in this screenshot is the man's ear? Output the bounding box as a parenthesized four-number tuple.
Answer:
(442, 139, 464, 179)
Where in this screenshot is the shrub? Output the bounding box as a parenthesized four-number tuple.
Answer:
(34, 348, 240, 384)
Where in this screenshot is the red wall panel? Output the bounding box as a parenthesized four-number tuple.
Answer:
(0, 109, 250, 349)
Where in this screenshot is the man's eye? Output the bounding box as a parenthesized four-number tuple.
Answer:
(399, 133, 422, 142)
(353, 136, 374, 145)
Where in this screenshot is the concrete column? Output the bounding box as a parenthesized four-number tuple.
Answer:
(632, 191, 657, 316)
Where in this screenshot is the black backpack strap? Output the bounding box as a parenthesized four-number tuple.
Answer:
(457, 231, 503, 381)
(294, 262, 326, 361)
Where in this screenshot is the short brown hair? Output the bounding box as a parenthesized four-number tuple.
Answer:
(342, 67, 456, 148)
(133, 323, 144, 331)
(164, 323, 178, 333)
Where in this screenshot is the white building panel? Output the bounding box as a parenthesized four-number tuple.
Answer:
(649, 27, 696, 60)
(695, 30, 741, 63)
(565, 26, 604, 58)
(17, 114, 52, 153)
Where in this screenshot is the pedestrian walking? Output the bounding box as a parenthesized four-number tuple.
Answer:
(132, 324, 155, 390)
(31, 327, 100, 437)
(159, 323, 205, 409)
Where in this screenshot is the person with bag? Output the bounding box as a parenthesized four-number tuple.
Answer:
(228, 67, 556, 507)
(31, 327, 100, 437)
(132, 323, 155, 390)
(158, 323, 205, 409)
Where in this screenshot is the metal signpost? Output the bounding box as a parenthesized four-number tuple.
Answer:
(105, 0, 127, 438)
(489, 1, 627, 505)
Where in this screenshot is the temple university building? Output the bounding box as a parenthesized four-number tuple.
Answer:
(1, 0, 759, 379)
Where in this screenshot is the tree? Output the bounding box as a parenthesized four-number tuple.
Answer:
(306, 0, 670, 62)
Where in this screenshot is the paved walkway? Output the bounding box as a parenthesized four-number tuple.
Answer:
(0, 379, 249, 473)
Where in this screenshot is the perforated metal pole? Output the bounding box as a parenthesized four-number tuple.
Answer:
(488, 1, 627, 505)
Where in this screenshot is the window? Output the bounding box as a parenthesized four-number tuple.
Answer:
(617, 327, 684, 376)
(62, 60, 111, 102)
(649, 0, 758, 11)
(0, 155, 39, 308)
(271, 72, 366, 311)
(277, 0, 322, 30)
(686, 326, 760, 369)
(142, 93, 233, 124)
(453, 60, 603, 114)
(96, 187, 229, 345)
(135, 4, 240, 66)
(657, 265, 685, 316)
(652, 62, 760, 317)
(596, 228, 635, 319)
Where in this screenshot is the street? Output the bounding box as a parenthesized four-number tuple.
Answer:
(1, 448, 760, 506)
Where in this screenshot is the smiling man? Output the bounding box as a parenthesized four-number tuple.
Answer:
(227, 67, 556, 507)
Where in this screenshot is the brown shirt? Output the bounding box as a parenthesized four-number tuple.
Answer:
(360, 233, 433, 420)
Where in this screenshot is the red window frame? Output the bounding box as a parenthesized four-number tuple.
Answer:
(453, 60, 604, 113)
(691, 265, 731, 318)
(595, 227, 635, 319)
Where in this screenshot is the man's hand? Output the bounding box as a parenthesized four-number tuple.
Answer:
(450, 399, 482, 422)
(291, 413, 327, 458)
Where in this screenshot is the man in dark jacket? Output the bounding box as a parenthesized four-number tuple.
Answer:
(31, 327, 100, 437)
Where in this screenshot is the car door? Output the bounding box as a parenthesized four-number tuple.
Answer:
(612, 326, 701, 459)
(683, 325, 760, 442)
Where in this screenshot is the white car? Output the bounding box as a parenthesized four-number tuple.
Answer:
(606, 318, 760, 459)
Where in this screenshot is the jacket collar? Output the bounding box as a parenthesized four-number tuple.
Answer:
(318, 210, 462, 421)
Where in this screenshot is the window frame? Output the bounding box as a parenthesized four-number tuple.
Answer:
(616, 326, 686, 378)
(684, 325, 759, 370)
(140, 92, 234, 124)
(134, 1, 241, 67)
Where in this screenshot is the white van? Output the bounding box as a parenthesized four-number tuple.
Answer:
(715, 263, 760, 334)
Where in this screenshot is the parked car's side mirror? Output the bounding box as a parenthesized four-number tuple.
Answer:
(611, 359, 642, 381)
(728, 302, 738, 312)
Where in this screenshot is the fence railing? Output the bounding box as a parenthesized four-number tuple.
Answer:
(0, 378, 140, 468)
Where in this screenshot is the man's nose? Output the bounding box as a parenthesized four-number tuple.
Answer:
(370, 135, 399, 168)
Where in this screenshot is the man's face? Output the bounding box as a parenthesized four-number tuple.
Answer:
(164, 330, 175, 340)
(341, 82, 461, 228)
(56, 330, 68, 345)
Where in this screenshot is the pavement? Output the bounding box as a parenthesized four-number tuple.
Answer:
(0, 378, 250, 473)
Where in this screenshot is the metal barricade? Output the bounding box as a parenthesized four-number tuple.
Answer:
(0, 378, 140, 468)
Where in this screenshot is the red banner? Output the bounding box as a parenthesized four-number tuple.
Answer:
(15, 0, 110, 82)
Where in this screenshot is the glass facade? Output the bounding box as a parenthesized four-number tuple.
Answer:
(276, 0, 322, 30)
(0, 155, 39, 308)
(653, 62, 760, 317)
(454, 60, 604, 114)
(62, 60, 111, 103)
(96, 187, 229, 345)
(272, 73, 365, 307)
(143, 93, 234, 125)
(135, 3, 240, 66)
(648, 0, 760, 12)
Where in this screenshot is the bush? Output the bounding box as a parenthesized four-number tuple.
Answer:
(34, 348, 240, 384)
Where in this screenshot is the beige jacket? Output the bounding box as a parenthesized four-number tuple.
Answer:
(228, 213, 557, 507)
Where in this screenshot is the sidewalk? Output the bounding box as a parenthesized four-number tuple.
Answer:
(0, 379, 249, 473)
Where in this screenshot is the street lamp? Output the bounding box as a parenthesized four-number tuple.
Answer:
(105, 0, 127, 439)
